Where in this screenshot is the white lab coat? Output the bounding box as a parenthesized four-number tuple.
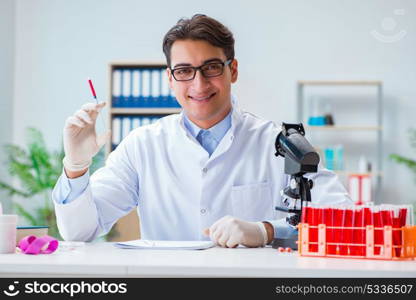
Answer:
(54, 105, 351, 242)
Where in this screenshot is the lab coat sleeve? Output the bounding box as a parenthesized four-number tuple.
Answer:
(53, 134, 140, 242)
(306, 166, 353, 207)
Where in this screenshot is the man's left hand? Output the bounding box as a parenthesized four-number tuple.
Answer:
(202, 215, 268, 248)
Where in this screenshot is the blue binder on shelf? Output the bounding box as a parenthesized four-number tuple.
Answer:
(141, 69, 151, 107)
(132, 70, 141, 108)
(112, 69, 122, 107)
(141, 116, 151, 126)
(169, 89, 180, 108)
(121, 117, 131, 140)
(132, 117, 141, 129)
(121, 69, 132, 107)
(160, 69, 170, 108)
(112, 117, 121, 149)
(112, 65, 182, 110)
(151, 69, 161, 107)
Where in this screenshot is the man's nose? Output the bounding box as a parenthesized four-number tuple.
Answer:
(191, 70, 210, 89)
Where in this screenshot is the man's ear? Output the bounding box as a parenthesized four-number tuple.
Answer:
(230, 59, 238, 83)
(166, 68, 174, 89)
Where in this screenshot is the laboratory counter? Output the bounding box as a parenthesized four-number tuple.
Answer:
(0, 242, 415, 277)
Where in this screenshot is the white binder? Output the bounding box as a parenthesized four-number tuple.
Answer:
(112, 117, 121, 145)
(141, 70, 150, 98)
(121, 117, 131, 140)
(151, 69, 160, 99)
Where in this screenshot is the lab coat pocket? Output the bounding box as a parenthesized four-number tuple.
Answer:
(231, 182, 273, 222)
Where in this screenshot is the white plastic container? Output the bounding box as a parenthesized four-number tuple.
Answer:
(0, 214, 18, 254)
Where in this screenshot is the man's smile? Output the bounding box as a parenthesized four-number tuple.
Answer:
(188, 92, 216, 102)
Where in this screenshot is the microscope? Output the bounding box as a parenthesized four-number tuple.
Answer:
(272, 123, 320, 250)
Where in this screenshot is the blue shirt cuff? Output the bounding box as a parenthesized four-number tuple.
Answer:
(52, 169, 89, 204)
(266, 218, 298, 239)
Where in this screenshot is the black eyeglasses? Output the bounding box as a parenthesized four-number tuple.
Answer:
(170, 59, 232, 81)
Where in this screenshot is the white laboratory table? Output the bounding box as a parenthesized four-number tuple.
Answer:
(0, 242, 415, 277)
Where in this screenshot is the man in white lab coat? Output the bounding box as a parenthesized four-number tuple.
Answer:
(52, 14, 351, 247)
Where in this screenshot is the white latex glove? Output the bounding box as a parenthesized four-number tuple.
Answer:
(203, 215, 268, 248)
(63, 102, 110, 172)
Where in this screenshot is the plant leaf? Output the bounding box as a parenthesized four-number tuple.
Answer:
(390, 154, 416, 172)
(0, 181, 31, 197)
(13, 203, 38, 226)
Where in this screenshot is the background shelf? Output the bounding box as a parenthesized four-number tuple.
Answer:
(106, 61, 181, 242)
(297, 80, 383, 202)
(111, 108, 181, 115)
(306, 125, 382, 131)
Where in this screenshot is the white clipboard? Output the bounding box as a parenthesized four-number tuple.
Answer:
(114, 240, 215, 250)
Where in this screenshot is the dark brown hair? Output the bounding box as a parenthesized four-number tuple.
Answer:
(162, 14, 235, 68)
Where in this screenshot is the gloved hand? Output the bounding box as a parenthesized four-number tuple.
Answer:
(63, 102, 110, 172)
(203, 215, 268, 248)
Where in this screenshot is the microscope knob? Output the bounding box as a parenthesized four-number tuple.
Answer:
(290, 178, 298, 189)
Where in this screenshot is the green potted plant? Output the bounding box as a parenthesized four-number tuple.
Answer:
(390, 128, 416, 220)
(390, 128, 416, 178)
(0, 127, 104, 239)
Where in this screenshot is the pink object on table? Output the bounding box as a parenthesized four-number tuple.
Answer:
(18, 235, 58, 255)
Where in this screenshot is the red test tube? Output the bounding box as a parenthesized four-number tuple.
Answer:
(334, 207, 344, 255)
(373, 206, 383, 255)
(341, 206, 353, 255)
(301, 201, 309, 224)
(326, 206, 336, 255)
(392, 206, 402, 257)
(309, 205, 319, 253)
(353, 206, 364, 256)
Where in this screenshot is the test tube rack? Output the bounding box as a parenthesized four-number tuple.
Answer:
(298, 223, 416, 260)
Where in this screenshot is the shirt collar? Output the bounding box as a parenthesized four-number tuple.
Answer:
(179, 94, 242, 139)
(183, 109, 232, 143)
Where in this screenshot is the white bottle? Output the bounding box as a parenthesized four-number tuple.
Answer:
(0, 214, 17, 253)
(358, 155, 368, 173)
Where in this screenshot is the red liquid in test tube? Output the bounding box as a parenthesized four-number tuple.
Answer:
(381, 206, 395, 257)
(391, 207, 402, 257)
(399, 207, 408, 227)
(353, 207, 364, 256)
(364, 206, 372, 226)
(326, 207, 336, 255)
(373, 207, 383, 255)
(319, 207, 327, 253)
(301, 203, 309, 224)
(340, 207, 352, 255)
(334, 208, 344, 255)
(309, 207, 319, 253)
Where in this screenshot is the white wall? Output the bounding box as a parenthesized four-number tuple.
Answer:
(9, 0, 416, 205)
(0, 0, 15, 212)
